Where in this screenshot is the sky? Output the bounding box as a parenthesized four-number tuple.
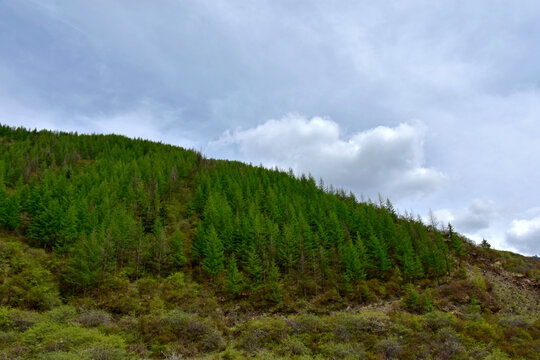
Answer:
(1, 0, 539, 255)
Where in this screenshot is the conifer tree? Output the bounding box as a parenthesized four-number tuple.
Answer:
(58, 204, 79, 252)
(369, 234, 391, 274)
(3, 193, 21, 230)
(64, 232, 102, 293)
(202, 225, 224, 278)
(226, 254, 244, 298)
(170, 229, 186, 268)
(267, 260, 282, 303)
(245, 245, 264, 290)
(342, 240, 366, 282)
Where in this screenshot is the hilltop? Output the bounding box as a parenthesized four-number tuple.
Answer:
(0, 125, 539, 359)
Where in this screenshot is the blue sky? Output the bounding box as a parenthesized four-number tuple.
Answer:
(1, 0, 540, 255)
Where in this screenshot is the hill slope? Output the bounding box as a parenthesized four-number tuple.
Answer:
(0, 125, 538, 359)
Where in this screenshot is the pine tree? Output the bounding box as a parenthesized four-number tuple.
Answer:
(64, 232, 102, 293)
(267, 260, 282, 303)
(202, 225, 224, 278)
(342, 240, 365, 282)
(367, 234, 391, 275)
(170, 229, 186, 268)
(245, 245, 264, 290)
(226, 254, 244, 298)
(58, 204, 79, 252)
(3, 193, 21, 230)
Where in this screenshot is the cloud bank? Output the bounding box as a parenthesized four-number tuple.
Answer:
(210, 114, 446, 200)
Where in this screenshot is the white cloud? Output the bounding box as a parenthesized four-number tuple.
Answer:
(210, 114, 446, 200)
(507, 216, 540, 255)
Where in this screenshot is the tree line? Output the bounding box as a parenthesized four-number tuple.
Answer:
(0, 125, 467, 299)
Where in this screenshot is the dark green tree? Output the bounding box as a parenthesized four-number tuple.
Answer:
(226, 254, 244, 298)
(202, 225, 225, 279)
(170, 229, 187, 268)
(64, 232, 102, 293)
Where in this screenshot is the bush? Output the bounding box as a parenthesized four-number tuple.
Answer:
(377, 337, 402, 359)
(333, 311, 389, 336)
(35, 351, 85, 360)
(424, 311, 457, 331)
(286, 313, 326, 335)
(0, 240, 61, 310)
(21, 320, 126, 356)
(470, 266, 487, 292)
(498, 315, 530, 328)
(484, 348, 511, 360)
(320, 342, 366, 359)
(77, 309, 112, 328)
(240, 318, 289, 353)
(1, 308, 41, 331)
(436, 327, 464, 360)
(278, 339, 309, 356)
(401, 284, 433, 314)
(82, 343, 126, 360)
(45, 306, 78, 324)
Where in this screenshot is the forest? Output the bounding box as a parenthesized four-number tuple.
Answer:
(0, 124, 539, 359)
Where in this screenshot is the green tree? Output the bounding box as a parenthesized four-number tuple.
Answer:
(202, 225, 224, 279)
(245, 245, 264, 290)
(170, 229, 186, 268)
(226, 254, 244, 298)
(342, 240, 365, 282)
(64, 232, 102, 293)
(267, 260, 282, 303)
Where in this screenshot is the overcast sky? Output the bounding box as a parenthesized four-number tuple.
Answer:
(1, 0, 539, 255)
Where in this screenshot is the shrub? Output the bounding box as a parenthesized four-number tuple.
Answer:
(45, 306, 77, 324)
(484, 348, 511, 360)
(401, 284, 433, 313)
(77, 309, 112, 328)
(21, 320, 126, 355)
(200, 330, 225, 352)
(286, 313, 326, 335)
(470, 266, 487, 292)
(377, 337, 402, 359)
(35, 351, 85, 360)
(498, 315, 530, 328)
(320, 342, 366, 359)
(463, 320, 500, 342)
(278, 339, 309, 356)
(436, 327, 464, 360)
(3, 308, 41, 331)
(240, 318, 289, 353)
(82, 343, 126, 360)
(333, 311, 389, 336)
(424, 311, 457, 331)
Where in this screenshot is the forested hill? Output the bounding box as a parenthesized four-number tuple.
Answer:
(0, 124, 462, 291)
(1, 124, 539, 359)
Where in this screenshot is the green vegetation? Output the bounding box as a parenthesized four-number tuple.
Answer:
(0, 124, 539, 359)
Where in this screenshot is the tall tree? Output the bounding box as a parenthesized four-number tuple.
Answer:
(202, 225, 224, 279)
(226, 254, 244, 298)
(170, 229, 187, 268)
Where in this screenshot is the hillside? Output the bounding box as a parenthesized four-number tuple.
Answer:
(0, 124, 539, 359)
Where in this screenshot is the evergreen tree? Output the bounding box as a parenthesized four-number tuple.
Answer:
(170, 229, 186, 268)
(64, 232, 102, 292)
(267, 260, 282, 303)
(3, 193, 21, 230)
(226, 254, 244, 298)
(245, 245, 264, 290)
(202, 226, 224, 278)
(342, 240, 366, 282)
(58, 204, 79, 252)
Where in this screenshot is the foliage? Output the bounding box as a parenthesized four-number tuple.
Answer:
(0, 125, 539, 359)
